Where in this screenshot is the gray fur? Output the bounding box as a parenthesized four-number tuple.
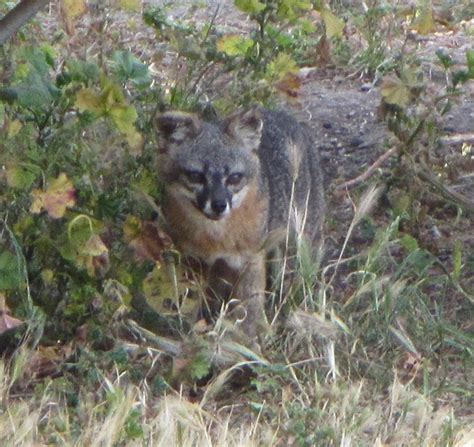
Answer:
(155, 107, 325, 344)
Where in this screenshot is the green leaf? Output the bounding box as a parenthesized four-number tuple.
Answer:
(65, 59, 100, 84)
(299, 18, 316, 34)
(15, 73, 54, 109)
(8, 47, 60, 110)
(452, 70, 470, 87)
(119, 0, 141, 12)
(19, 47, 50, 78)
(142, 263, 195, 316)
(277, 0, 312, 21)
(143, 7, 169, 30)
(400, 234, 419, 253)
(5, 164, 39, 190)
(453, 240, 462, 282)
(404, 249, 435, 275)
(190, 350, 211, 380)
(40, 44, 57, 67)
(234, 0, 266, 15)
(110, 51, 151, 87)
(435, 49, 453, 70)
(466, 49, 474, 77)
(217, 35, 254, 57)
(0, 251, 24, 290)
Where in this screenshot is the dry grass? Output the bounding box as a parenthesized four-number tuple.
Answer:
(1, 355, 472, 446)
(1, 184, 472, 446)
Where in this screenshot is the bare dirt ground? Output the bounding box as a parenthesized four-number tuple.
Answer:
(158, 0, 474, 287)
(158, 0, 474, 197)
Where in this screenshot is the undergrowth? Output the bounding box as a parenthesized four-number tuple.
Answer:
(0, 0, 473, 445)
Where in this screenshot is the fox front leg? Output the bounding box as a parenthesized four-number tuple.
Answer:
(234, 254, 268, 344)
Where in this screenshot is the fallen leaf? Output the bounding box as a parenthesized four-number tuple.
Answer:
(275, 72, 301, 99)
(124, 217, 173, 262)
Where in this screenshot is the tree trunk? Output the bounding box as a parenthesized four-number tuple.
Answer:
(0, 0, 50, 46)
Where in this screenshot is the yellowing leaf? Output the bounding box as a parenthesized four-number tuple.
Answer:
(30, 173, 76, 219)
(102, 81, 126, 111)
(78, 234, 110, 277)
(41, 269, 54, 284)
(62, 0, 87, 19)
(120, 0, 141, 12)
(381, 76, 412, 107)
(75, 81, 142, 151)
(217, 35, 254, 57)
(75, 88, 103, 113)
(125, 129, 143, 155)
(83, 234, 108, 257)
(61, 0, 87, 34)
(143, 263, 197, 316)
(109, 104, 137, 134)
(413, 0, 435, 35)
(320, 7, 345, 38)
(8, 119, 23, 137)
(266, 53, 298, 81)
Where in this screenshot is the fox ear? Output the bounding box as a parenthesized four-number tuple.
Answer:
(155, 112, 201, 148)
(225, 107, 263, 153)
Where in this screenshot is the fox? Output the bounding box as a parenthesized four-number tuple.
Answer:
(154, 106, 325, 345)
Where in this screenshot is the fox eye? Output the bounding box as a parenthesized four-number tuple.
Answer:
(184, 170, 205, 184)
(227, 172, 244, 186)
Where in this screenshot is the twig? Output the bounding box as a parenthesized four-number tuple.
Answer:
(416, 162, 474, 214)
(335, 146, 398, 191)
(440, 133, 474, 145)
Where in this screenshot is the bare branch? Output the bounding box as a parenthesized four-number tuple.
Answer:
(440, 133, 474, 145)
(335, 146, 398, 191)
(0, 0, 50, 46)
(416, 163, 474, 214)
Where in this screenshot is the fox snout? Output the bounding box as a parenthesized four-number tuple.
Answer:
(200, 182, 232, 220)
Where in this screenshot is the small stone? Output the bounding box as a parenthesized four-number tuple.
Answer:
(349, 136, 363, 147)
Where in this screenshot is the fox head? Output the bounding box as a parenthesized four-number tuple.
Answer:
(155, 108, 263, 221)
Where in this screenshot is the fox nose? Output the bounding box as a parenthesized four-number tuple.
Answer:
(211, 199, 228, 215)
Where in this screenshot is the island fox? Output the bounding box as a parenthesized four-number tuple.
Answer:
(155, 107, 325, 344)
